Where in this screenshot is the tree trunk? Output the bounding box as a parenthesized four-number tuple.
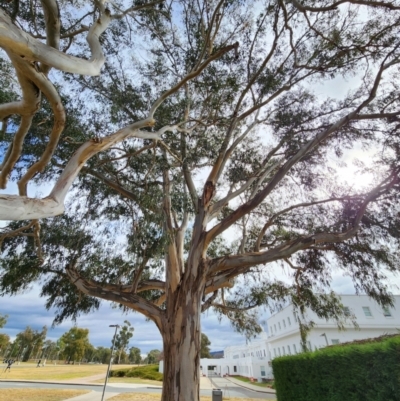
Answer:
(161, 274, 204, 401)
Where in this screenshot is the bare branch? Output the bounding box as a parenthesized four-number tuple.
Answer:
(290, 0, 400, 12)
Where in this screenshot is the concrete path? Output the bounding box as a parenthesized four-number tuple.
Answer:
(223, 376, 276, 394)
(66, 390, 119, 401)
(64, 373, 107, 384)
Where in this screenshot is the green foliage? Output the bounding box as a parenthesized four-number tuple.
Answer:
(272, 335, 400, 401)
(60, 327, 90, 363)
(201, 333, 211, 358)
(11, 326, 47, 361)
(129, 347, 142, 364)
(1, 0, 400, 354)
(110, 364, 163, 381)
(0, 333, 10, 354)
(0, 314, 7, 328)
(144, 349, 161, 364)
(114, 320, 134, 364)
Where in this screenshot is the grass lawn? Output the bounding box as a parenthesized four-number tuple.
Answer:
(0, 363, 131, 381)
(93, 377, 162, 385)
(231, 375, 274, 388)
(0, 388, 89, 401)
(109, 394, 262, 401)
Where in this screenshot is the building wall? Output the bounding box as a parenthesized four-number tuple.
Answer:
(267, 295, 400, 358)
(159, 295, 400, 379)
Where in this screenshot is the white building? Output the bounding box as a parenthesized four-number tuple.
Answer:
(268, 294, 400, 364)
(160, 295, 400, 381)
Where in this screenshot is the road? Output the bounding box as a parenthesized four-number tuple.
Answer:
(0, 378, 276, 399)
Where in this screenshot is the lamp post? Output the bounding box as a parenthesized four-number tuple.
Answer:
(101, 324, 120, 401)
(320, 333, 329, 347)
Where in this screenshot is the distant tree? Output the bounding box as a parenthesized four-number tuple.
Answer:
(84, 343, 96, 363)
(94, 346, 112, 364)
(129, 347, 142, 364)
(0, 314, 9, 356)
(60, 327, 90, 363)
(0, 314, 7, 328)
(114, 320, 134, 364)
(0, 333, 10, 355)
(145, 349, 161, 365)
(12, 326, 47, 361)
(200, 334, 211, 359)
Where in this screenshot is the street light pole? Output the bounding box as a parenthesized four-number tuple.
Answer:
(101, 324, 120, 401)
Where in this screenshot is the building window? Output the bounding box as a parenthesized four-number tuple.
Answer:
(282, 347, 285, 356)
(288, 317, 291, 326)
(278, 322, 281, 330)
(383, 307, 392, 317)
(287, 345, 291, 355)
(274, 324, 277, 332)
(264, 349, 266, 357)
(343, 306, 351, 316)
(293, 312, 297, 322)
(278, 348, 281, 357)
(283, 320, 286, 328)
(363, 306, 373, 317)
(331, 339, 340, 345)
(260, 366, 266, 377)
(307, 341, 311, 351)
(293, 344, 297, 354)
(273, 349, 276, 357)
(270, 327, 273, 334)
(233, 366, 237, 373)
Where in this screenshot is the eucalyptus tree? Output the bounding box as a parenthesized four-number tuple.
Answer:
(1, 1, 400, 400)
(114, 320, 134, 364)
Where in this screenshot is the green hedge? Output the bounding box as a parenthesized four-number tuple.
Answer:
(110, 364, 163, 381)
(272, 335, 400, 401)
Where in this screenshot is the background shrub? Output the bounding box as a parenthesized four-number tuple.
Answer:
(272, 335, 400, 401)
(111, 364, 163, 381)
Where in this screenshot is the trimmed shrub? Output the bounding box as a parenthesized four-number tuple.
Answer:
(110, 364, 163, 381)
(272, 335, 400, 401)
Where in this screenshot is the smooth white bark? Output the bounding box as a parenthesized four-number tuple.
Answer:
(0, 120, 159, 220)
(0, 8, 110, 76)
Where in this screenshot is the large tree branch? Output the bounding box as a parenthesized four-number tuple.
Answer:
(40, 0, 61, 75)
(0, 117, 159, 220)
(5, 54, 66, 196)
(66, 264, 163, 326)
(254, 196, 364, 251)
(209, 171, 399, 275)
(0, 7, 110, 76)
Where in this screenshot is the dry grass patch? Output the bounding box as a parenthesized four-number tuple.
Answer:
(109, 394, 261, 401)
(0, 388, 89, 401)
(0, 364, 131, 381)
